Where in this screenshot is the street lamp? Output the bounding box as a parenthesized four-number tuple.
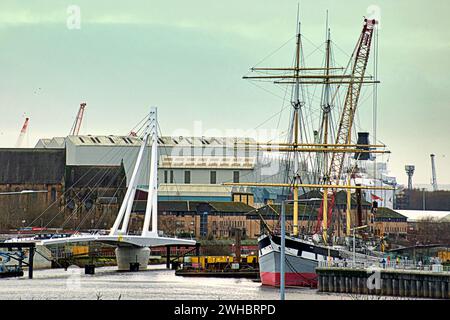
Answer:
(350, 225, 368, 266)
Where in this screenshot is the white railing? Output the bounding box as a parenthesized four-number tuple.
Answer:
(318, 259, 450, 273)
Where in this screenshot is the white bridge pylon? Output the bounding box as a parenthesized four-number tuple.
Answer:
(36, 107, 195, 250)
(110, 107, 158, 237)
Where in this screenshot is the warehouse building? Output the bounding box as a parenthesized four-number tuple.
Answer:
(35, 135, 290, 205)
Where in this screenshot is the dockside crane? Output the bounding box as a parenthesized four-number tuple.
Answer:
(317, 18, 378, 242)
(15, 117, 30, 148)
(70, 103, 86, 135)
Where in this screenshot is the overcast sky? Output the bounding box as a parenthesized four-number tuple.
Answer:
(0, 0, 449, 186)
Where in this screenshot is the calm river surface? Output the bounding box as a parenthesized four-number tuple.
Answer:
(0, 264, 355, 300)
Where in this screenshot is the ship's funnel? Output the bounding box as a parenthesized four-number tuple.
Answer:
(354, 132, 371, 161)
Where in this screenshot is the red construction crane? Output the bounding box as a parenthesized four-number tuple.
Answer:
(15, 117, 30, 147)
(70, 103, 86, 135)
(316, 18, 377, 240)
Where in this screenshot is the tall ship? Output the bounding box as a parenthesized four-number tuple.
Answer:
(226, 13, 391, 287)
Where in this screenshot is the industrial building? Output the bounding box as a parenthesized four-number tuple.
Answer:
(35, 135, 289, 204)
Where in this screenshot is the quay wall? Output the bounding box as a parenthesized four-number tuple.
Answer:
(317, 267, 450, 299)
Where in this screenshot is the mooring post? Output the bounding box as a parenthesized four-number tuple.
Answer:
(28, 245, 35, 279)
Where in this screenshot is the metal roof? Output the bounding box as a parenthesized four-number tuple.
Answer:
(63, 135, 256, 147)
(132, 200, 255, 214)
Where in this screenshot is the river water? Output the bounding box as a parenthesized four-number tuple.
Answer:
(0, 264, 355, 300)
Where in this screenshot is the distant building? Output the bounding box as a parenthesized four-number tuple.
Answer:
(250, 195, 408, 239)
(0, 148, 65, 230)
(130, 200, 255, 239)
(395, 189, 450, 211)
(371, 207, 408, 238)
(35, 135, 290, 204)
(0, 148, 126, 231)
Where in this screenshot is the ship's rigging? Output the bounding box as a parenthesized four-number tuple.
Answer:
(225, 15, 392, 244)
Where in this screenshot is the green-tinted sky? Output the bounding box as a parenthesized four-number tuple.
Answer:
(0, 0, 449, 185)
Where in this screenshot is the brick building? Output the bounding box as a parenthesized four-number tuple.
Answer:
(0, 148, 126, 231)
(0, 148, 66, 230)
(370, 207, 408, 237)
(131, 200, 255, 239)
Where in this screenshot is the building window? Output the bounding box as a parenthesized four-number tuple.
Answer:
(210, 171, 217, 184)
(233, 171, 239, 183)
(170, 170, 174, 183)
(164, 170, 168, 183)
(184, 171, 191, 184)
(200, 212, 208, 237)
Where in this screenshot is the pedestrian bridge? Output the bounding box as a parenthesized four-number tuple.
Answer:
(38, 234, 195, 248)
(7, 107, 197, 271)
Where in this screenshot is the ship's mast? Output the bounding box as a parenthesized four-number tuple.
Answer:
(319, 17, 333, 242)
(313, 12, 336, 242)
(230, 15, 390, 241)
(292, 19, 302, 237)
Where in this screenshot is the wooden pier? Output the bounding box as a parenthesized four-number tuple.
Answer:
(316, 265, 450, 299)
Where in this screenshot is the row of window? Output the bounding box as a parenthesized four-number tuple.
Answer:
(384, 226, 407, 233)
(163, 170, 240, 184)
(78, 136, 135, 144)
(216, 220, 246, 227)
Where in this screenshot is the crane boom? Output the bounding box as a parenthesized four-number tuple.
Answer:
(15, 117, 30, 148)
(317, 19, 377, 242)
(328, 19, 377, 184)
(70, 103, 86, 135)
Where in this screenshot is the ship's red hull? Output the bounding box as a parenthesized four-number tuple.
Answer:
(260, 271, 318, 288)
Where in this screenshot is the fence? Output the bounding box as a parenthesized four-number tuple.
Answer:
(318, 259, 450, 273)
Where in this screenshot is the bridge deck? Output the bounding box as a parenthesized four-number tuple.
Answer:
(35, 234, 196, 248)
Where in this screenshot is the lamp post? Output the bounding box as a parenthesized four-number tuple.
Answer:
(350, 225, 368, 267)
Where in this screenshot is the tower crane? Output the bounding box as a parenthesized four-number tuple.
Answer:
(317, 18, 378, 242)
(70, 103, 86, 135)
(15, 117, 30, 148)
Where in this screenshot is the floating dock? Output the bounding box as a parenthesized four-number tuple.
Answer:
(175, 255, 259, 279)
(175, 269, 258, 278)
